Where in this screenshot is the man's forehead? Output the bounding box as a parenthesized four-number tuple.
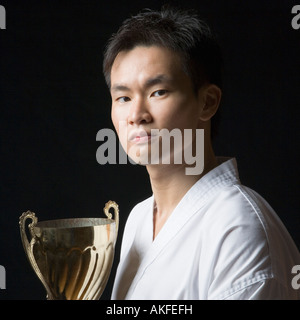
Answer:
(110, 46, 182, 89)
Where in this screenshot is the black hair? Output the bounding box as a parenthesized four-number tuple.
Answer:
(103, 7, 223, 138)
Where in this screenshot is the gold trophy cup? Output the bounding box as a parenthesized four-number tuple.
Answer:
(19, 201, 119, 300)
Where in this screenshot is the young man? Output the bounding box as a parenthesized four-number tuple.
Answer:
(103, 7, 299, 299)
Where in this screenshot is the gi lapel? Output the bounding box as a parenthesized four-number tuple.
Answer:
(126, 179, 209, 298)
(126, 158, 240, 298)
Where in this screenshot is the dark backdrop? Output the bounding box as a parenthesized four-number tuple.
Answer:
(0, 0, 299, 300)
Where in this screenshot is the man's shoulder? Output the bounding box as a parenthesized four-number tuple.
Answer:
(199, 183, 278, 252)
(202, 182, 299, 268)
(131, 195, 153, 212)
(201, 184, 300, 300)
(125, 195, 153, 224)
(204, 183, 272, 224)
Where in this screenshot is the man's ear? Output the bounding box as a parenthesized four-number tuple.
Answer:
(198, 84, 222, 121)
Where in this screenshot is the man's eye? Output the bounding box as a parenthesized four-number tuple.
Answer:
(151, 90, 168, 97)
(117, 96, 130, 103)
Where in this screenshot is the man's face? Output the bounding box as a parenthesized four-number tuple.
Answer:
(110, 45, 204, 165)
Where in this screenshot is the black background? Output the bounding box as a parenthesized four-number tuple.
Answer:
(0, 0, 299, 300)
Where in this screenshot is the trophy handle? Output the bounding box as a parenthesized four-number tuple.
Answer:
(19, 211, 54, 300)
(103, 201, 119, 235)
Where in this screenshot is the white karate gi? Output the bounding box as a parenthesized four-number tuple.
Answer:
(112, 158, 300, 300)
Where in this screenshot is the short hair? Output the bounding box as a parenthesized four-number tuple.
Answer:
(103, 7, 223, 138)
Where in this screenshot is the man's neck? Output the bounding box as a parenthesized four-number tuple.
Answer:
(147, 142, 218, 239)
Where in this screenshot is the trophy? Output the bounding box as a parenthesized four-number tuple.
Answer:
(19, 200, 119, 300)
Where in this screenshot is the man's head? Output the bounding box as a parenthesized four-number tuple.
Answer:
(103, 7, 223, 168)
(103, 7, 223, 139)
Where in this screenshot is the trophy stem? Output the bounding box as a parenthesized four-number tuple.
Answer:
(19, 211, 54, 300)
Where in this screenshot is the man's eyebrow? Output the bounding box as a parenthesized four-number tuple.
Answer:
(111, 84, 130, 93)
(144, 74, 171, 88)
(111, 74, 171, 93)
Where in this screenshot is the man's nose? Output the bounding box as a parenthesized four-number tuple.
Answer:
(128, 98, 152, 125)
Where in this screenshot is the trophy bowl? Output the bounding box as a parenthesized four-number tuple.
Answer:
(19, 200, 119, 300)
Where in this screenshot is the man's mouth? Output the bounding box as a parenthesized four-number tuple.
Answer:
(128, 129, 156, 144)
